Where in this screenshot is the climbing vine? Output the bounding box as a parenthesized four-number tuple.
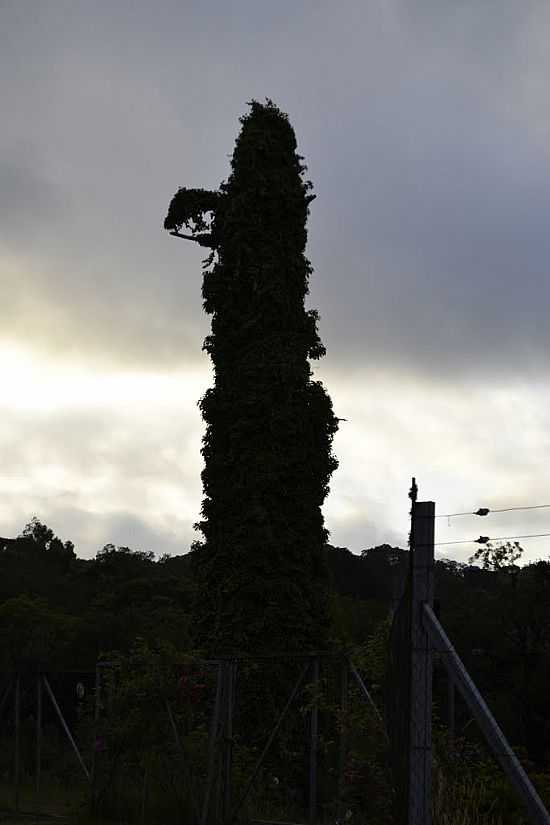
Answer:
(163, 99, 339, 659)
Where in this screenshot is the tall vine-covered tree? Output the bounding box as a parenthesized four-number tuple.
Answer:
(164, 99, 339, 656)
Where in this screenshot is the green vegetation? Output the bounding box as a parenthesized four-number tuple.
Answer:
(165, 99, 339, 658)
(1, 524, 550, 823)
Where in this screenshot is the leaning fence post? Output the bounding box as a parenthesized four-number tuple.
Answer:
(43, 675, 90, 781)
(409, 500, 435, 825)
(423, 602, 550, 825)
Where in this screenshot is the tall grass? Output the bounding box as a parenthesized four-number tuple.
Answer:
(432, 766, 504, 825)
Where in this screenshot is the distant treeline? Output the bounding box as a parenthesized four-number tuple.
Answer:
(1, 518, 550, 769)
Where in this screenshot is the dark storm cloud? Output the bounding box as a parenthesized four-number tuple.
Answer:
(2, 0, 549, 378)
(299, 2, 550, 379)
(310, 107, 550, 380)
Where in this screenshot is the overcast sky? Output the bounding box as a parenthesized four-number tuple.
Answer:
(2, 1, 550, 565)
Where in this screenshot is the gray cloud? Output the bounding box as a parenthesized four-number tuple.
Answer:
(2, 0, 548, 378)
(2, 0, 550, 559)
(3, 502, 193, 561)
(0, 400, 203, 558)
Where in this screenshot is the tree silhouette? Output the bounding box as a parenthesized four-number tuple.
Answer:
(164, 99, 339, 655)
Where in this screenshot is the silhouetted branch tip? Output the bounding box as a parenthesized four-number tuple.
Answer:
(169, 231, 215, 248)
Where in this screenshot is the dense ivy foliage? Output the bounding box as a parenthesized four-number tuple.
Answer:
(164, 187, 221, 236)
(164, 100, 339, 656)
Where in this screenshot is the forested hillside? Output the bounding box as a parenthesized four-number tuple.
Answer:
(2, 518, 549, 774)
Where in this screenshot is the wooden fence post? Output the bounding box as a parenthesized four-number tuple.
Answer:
(409, 500, 435, 825)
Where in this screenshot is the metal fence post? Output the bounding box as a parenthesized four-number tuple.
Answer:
(309, 657, 319, 825)
(448, 673, 455, 756)
(36, 672, 42, 797)
(216, 661, 227, 825)
(337, 657, 348, 824)
(222, 659, 235, 825)
(14, 673, 20, 813)
(409, 500, 435, 825)
(202, 662, 223, 825)
(90, 665, 101, 813)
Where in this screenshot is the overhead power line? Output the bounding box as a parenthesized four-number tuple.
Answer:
(432, 532, 550, 548)
(435, 504, 550, 520)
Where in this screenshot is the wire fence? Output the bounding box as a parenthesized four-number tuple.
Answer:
(384, 486, 550, 825)
(0, 653, 393, 825)
(384, 563, 412, 825)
